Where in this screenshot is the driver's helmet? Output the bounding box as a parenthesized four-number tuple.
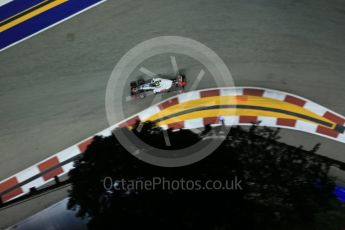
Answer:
(151, 78, 160, 87)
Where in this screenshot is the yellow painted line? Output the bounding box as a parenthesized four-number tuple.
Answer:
(0, 0, 67, 32)
(146, 96, 241, 122)
(144, 96, 337, 128)
(156, 108, 314, 127)
(0, 0, 49, 25)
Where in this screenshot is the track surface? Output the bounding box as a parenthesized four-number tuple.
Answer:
(1, 0, 345, 227)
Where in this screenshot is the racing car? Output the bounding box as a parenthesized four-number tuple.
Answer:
(130, 74, 186, 99)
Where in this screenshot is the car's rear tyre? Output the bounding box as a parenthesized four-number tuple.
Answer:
(137, 79, 145, 86)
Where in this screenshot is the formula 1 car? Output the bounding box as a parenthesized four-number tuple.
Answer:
(130, 74, 186, 99)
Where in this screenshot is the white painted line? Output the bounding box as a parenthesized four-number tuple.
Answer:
(170, 56, 179, 75)
(162, 130, 171, 146)
(257, 116, 277, 127)
(139, 67, 158, 78)
(337, 133, 345, 143)
(189, 69, 205, 91)
(20, 177, 45, 193)
(96, 127, 113, 137)
(16, 166, 41, 183)
(190, 128, 202, 134)
(138, 105, 160, 121)
(56, 146, 80, 162)
(220, 88, 242, 96)
(177, 91, 200, 103)
(224, 116, 239, 126)
(0, 0, 107, 52)
(160, 124, 168, 130)
(304, 101, 328, 116)
(62, 162, 75, 174)
(295, 120, 318, 133)
(184, 118, 204, 129)
(263, 90, 286, 101)
(0, 0, 13, 7)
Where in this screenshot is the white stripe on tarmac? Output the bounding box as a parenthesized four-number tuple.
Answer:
(170, 56, 179, 74)
(189, 69, 205, 91)
(139, 67, 158, 78)
(0, 0, 13, 7)
(0, 0, 107, 52)
(163, 130, 171, 146)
